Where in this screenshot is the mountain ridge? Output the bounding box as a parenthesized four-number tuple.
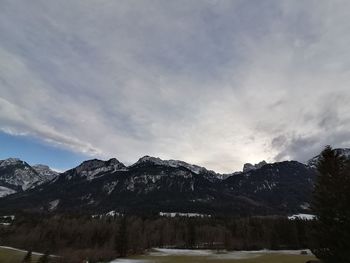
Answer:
(0, 148, 348, 216)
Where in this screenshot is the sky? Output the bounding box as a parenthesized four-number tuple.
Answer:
(1, 0, 350, 173)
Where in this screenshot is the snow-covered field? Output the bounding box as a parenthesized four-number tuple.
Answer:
(149, 248, 312, 259)
(0, 246, 59, 258)
(110, 260, 150, 263)
(0, 246, 46, 256)
(110, 248, 314, 262)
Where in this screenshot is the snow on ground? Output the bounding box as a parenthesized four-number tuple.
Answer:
(150, 248, 213, 256)
(109, 248, 313, 262)
(159, 212, 211, 218)
(92, 210, 123, 219)
(0, 246, 54, 256)
(288, 213, 316, 220)
(110, 260, 150, 263)
(149, 248, 312, 259)
(0, 215, 15, 226)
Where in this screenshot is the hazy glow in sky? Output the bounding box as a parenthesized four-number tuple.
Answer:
(1, 0, 350, 172)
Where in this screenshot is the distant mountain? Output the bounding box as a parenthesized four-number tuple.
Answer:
(0, 155, 318, 216)
(0, 158, 58, 197)
(223, 161, 316, 213)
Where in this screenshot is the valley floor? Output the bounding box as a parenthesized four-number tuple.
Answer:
(0, 246, 41, 263)
(0, 246, 316, 263)
(112, 248, 316, 263)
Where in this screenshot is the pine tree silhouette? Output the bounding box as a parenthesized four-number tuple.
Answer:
(311, 146, 350, 263)
(115, 215, 128, 257)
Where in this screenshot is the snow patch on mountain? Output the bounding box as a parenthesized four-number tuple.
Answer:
(0, 186, 16, 197)
(103, 181, 118, 194)
(49, 199, 60, 211)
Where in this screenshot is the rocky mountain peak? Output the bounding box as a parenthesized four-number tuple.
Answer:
(107, 158, 124, 166)
(71, 158, 126, 180)
(0, 158, 23, 167)
(133, 156, 215, 176)
(243, 160, 267, 172)
(32, 164, 59, 178)
(134, 156, 163, 165)
(76, 159, 109, 173)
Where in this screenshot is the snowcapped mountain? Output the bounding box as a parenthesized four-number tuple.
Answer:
(133, 156, 215, 175)
(32, 164, 59, 178)
(0, 155, 318, 216)
(0, 158, 58, 197)
(131, 156, 220, 182)
(60, 158, 126, 181)
(307, 148, 350, 168)
(224, 161, 316, 213)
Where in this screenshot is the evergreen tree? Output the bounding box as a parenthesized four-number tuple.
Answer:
(22, 250, 32, 263)
(186, 220, 196, 248)
(115, 215, 128, 257)
(311, 146, 350, 263)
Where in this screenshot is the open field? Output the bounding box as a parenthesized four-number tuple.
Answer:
(1, 246, 316, 263)
(0, 246, 41, 263)
(113, 249, 316, 263)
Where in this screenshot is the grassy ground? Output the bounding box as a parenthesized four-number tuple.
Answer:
(1, 246, 316, 263)
(0, 247, 41, 263)
(132, 252, 316, 263)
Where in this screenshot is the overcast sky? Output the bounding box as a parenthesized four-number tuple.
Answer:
(1, 0, 350, 173)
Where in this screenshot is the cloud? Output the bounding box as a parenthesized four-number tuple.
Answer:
(0, 0, 350, 172)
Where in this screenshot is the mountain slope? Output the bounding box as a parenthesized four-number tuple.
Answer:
(223, 161, 316, 213)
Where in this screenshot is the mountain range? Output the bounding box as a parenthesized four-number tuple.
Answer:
(0, 148, 349, 216)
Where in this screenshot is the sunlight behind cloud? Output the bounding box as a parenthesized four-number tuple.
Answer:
(1, 0, 350, 172)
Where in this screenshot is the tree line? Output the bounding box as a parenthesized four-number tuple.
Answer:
(0, 213, 315, 263)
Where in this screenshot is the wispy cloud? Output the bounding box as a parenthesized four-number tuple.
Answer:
(1, 0, 350, 172)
